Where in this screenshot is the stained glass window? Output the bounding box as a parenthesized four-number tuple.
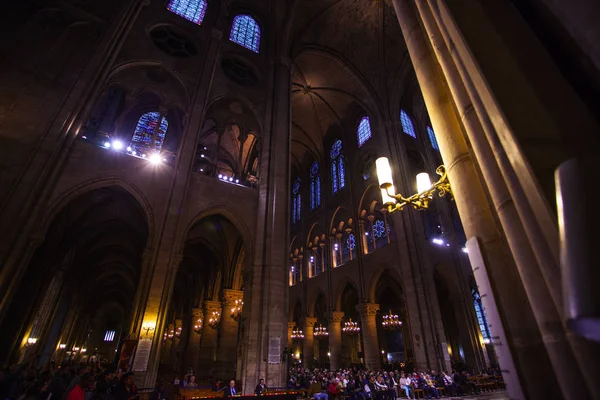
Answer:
(292, 178, 301, 224)
(472, 289, 492, 344)
(331, 140, 345, 194)
(310, 161, 321, 210)
(346, 234, 356, 251)
(357, 116, 372, 147)
(167, 0, 208, 25)
(427, 126, 439, 151)
(130, 112, 168, 155)
(229, 15, 261, 53)
(400, 109, 416, 138)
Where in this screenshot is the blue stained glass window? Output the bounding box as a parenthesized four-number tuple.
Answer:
(400, 109, 417, 138)
(310, 161, 321, 210)
(331, 140, 345, 194)
(373, 220, 386, 238)
(130, 112, 168, 155)
(292, 178, 301, 224)
(427, 126, 439, 151)
(472, 289, 492, 343)
(357, 116, 372, 147)
(229, 15, 261, 53)
(167, 0, 208, 25)
(346, 234, 356, 251)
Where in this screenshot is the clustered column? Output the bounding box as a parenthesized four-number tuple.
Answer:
(356, 303, 380, 370)
(184, 308, 203, 375)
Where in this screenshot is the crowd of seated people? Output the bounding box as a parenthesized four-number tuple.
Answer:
(0, 362, 150, 400)
(288, 366, 503, 399)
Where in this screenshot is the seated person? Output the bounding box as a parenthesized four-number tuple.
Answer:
(399, 373, 415, 399)
(255, 379, 267, 396)
(308, 378, 328, 400)
(185, 376, 198, 389)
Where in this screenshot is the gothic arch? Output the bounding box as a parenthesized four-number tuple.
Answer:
(367, 266, 404, 304)
(44, 177, 156, 248)
(333, 277, 360, 311)
(307, 288, 328, 317)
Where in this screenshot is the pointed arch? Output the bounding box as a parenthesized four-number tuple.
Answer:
(229, 14, 261, 53)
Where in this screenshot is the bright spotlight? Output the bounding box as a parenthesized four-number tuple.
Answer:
(218, 174, 223, 179)
(235, 179, 239, 183)
(132, 151, 137, 156)
(229, 177, 233, 182)
(149, 153, 162, 164)
(462, 247, 469, 254)
(112, 140, 124, 150)
(104, 141, 111, 148)
(127, 146, 132, 152)
(200, 154, 204, 158)
(432, 238, 444, 246)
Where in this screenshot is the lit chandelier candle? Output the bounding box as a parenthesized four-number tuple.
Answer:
(375, 157, 452, 212)
(314, 324, 329, 339)
(342, 319, 361, 335)
(208, 310, 221, 329)
(291, 327, 304, 341)
(382, 310, 403, 330)
(193, 318, 203, 333)
(230, 299, 243, 321)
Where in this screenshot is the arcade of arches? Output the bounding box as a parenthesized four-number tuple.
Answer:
(1, 0, 599, 399)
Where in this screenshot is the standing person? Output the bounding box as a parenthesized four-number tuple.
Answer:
(254, 379, 267, 396)
(223, 380, 237, 399)
(67, 374, 94, 400)
(114, 373, 138, 400)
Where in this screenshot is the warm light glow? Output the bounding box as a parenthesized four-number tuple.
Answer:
(416, 172, 432, 193)
(81, 348, 87, 353)
(73, 347, 80, 352)
(112, 140, 124, 150)
(104, 141, 111, 148)
(381, 350, 385, 354)
(327, 352, 331, 357)
(59, 343, 66, 349)
(27, 337, 37, 345)
(149, 153, 162, 164)
(432, 238, 445, 246)
(462, 247, 468, 253)
(376, 157, 396, 204)
(483, 338, 491, 345)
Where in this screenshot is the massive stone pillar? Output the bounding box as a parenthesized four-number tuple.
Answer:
(356, 303, 380, 370)
(302, 317, 317, 368)
(214, 289, 243, 380)
(170, 319, 182, 372)
(287, 322, 295, 349)
(162, 324, 174, 364)
(328, 312, 344, 370)
(197, 301, 221, 378)
(185, 308, 203, 376)
(390, 1, 570, 398)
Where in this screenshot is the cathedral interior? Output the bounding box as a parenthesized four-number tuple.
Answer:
(0, 0, 599, 399)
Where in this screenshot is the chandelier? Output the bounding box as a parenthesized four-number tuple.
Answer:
(194, 318, 203, 333)
(167, 329, 175, 340)
(342, 319, 361, 335)
(291, 327, 304, 341)
(208, 310, 221, 329)
(230, 299, 243, 321)
(382, 311, 402, 330)
(175, 326, 182, 337)
(314, 324, 329, 339)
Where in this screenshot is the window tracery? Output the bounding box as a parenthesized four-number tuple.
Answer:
(130, 111, 168, 155)
(427, 126, 439, 151)
(167, 0, 208, 25)
(229, 15, 261, 53)
(357, 116, 372, 147)
(472, 289, 492, 344)
(292, 178, 301, 224)
(400, 109, 417, 138)
(331, 140, 345, 194)
(310, 161, 321, 210)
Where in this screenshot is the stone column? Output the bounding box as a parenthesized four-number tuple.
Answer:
(358, 220, 369, 254)
(162, 324, 174, 364)
(330, 237, 338, 268)
(170, 319, 182, 372)
(287, 322, 295, 349)
(185, 308, 203, 376)
(328, 312, 344, 370)
(356, 303, 380, 370)
(302, 317, 317, 368)
(197, 301, 221, 378)
(214, 289, 243, 380)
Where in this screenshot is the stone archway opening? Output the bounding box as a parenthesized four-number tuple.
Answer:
(0, 186, 149, 367)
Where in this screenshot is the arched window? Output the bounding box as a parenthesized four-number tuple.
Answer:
(292, 178, 301, 224)
(400, 109, 417, 138)
(229, 15, 261, 53)
(427, 126, 439, 151)
(130, 112, 168, 155)
(472, 289, 492, 344)
(310, 161, 321, 211)
(357, 116, 372, 147)
(166, 0, 208, 25)
(341, 232, 356, 264)
(330, 140, 345, 194)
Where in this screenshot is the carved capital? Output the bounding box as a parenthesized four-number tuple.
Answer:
(356, 303, 380, 318)
(222, 289, 243, 305)
(288, 321, 297, 330)
(204, 300, 222, 314)
(192, 308, 203, 320)
(330, 311, 345, 324)
(302, 317, 317, 328)
(367, 214, 375, 222)
(174, 319, 182, 328)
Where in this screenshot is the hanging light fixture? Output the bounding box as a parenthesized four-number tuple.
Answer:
(175, 326, 182, 337)
(167, 329, 175, 340)
(382, 310, 403, 330)
(193, 318, 203, 333)
(314, 324, 329, 339)
(230, 299, 243, 321)
(208, 310, 221, 329)
(291, 327, 304, 341)
(342, 319, 361, 335)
